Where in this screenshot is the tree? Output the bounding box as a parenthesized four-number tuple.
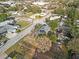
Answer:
(0, 13, 10, 22)
(65, 1, 79, 58)
(65, 4, 78, 38)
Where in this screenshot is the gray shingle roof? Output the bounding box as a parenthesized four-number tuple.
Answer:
(0, 26, 7, 34)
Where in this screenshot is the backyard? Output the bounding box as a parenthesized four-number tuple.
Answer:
(16, 20, 30, 28)
(5, 35, 36, 59)
(46, 19, 59, 42)
(0, 13, 10, 22)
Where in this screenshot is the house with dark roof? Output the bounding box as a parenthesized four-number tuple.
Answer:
(36, 24, 50, 35)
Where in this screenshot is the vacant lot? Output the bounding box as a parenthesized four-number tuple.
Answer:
(17, 20, 30, 28)
(5, 35, 36, 59)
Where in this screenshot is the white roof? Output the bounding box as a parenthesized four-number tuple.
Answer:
(59, 21, 64, 26)
(9, 11, 18, 15)
(0, 1, 15, 5)
(5, 25, 18, 29)
(7, 29, 16, 33)
(0, 20, 13, 27)
(33, 2, 49, 5)
(0, 26, 7, 34)
(50, 16, 60, 20)
(76, 20, 79, 22)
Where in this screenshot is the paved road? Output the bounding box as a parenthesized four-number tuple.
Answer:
(0, 13, 51, 54)
(34, 13, 51, 24)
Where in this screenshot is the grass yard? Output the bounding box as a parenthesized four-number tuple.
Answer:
(48, 34, 57, 43)
(35, 24, 42, 31)
(26, 12, 33, 18)
(13, 56, 17, 59)
(0, 36, 8, 43)
(5, 41, 21, 55)
(47, 19, 59, 31)
(6, 35, 36, 59)
(0, 13, 10, 22)
(17, 20, 30, 28)
(47, 19, 59, 42)
(35, 15, 43, 19)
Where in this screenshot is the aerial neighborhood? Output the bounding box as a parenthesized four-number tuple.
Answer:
(0, 0, 79, 59)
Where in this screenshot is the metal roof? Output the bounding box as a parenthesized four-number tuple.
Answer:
(0, 26, 7, 34)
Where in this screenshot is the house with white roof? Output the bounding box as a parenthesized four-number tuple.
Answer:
(0, 20, 14, 27)
(0, 19, 19, 36)
(0, 1, 15, 7)
(50, 15, 61, 20)
(0, 24, 19, 35)
(76, 20, 79, 27)
(32, 1, 49, 6)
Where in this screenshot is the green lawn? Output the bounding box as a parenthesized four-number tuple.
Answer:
(17, 20, 30, 28)
(35, 15, 43, 19)
(48, 34, 57, 42)
(0, 13, 10, 22)
(35, 24, 42, 31)
(0, 36, 8, 42)
(26, 12, 33, 17)
(48, 20, 59, 31)
(47, 19, 59, 42)
(13, 56, 17, 59)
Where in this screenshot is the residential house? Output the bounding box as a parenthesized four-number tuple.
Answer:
(5, 25, 19, 33)
(0, 26, 7, 35)
(0, 1, 15, 7)
(32, 1, 49, 6)
(50, 15, 60, 21)
(0, 24, 19, 35)
(0, 3, 10, 7)
(37, 24, 50, 35)
(0, 19, 19, 35)
(76, 20, 79, 27)
(0, 20, 15, 27)
(6, 17, 15, 20)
